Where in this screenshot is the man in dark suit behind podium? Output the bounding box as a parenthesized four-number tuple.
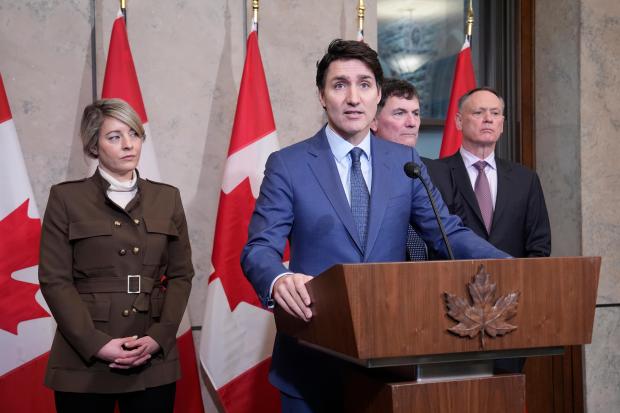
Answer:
(428, 87, 551, 374)
(241, 42, 510, 412)
(428, 87, 551, 259)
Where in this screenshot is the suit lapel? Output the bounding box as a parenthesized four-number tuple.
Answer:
(448, 153, 487, 232)
(306, 129, 364, 254)
(364, 136, 392, 259)
(491, 158, 511, 233)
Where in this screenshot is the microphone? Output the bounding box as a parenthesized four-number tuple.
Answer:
(404, 162, 455, 260)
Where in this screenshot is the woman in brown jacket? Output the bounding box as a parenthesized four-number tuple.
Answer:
(39, 99, 194, 413)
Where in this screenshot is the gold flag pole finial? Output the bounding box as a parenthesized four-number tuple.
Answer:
(466, 0, 474, 41)
(357, 0, 365, 41)
(120, 0, 127, 21)
(252, 0, 259, 32)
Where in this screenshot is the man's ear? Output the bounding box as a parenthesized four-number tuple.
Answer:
(318, 89, 326, 110)
(455, 112, 463, 131)
(370, 118, 378, 133)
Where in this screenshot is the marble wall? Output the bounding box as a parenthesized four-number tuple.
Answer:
(580, 0, 620, 411)
(536, 0, 620, 411)
(0, 0, 374, 410)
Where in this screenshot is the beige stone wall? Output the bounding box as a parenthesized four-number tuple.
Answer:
(536, 0, 620, 411)
(0, 0, 375, 410)
(580, 0, 620, 411)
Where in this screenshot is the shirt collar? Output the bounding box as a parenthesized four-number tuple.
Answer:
(460, 146, 496, 170)
(325, 124, 372, 162)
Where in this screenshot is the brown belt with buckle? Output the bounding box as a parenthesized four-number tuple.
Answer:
(74, 275, 161, 312)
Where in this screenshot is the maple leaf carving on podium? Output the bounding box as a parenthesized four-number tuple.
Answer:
(0, 199, 49, 334)
(444, 264, 520, 349)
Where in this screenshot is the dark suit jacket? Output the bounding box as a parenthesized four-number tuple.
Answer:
(241, 128, 509, 401)
(39, 170, 194, 393)
(426, 152, 551, 258)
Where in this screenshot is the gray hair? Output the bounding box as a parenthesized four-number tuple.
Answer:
(457, 87, 505, 112)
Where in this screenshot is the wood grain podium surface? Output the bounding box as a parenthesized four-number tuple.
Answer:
(275, 257, 600, 363)
(345, 373, 526, 413)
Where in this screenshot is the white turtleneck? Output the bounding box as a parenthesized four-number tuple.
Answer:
(98, 167, 138, 209)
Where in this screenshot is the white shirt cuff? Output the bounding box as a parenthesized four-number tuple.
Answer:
(267, 272, 294, 308)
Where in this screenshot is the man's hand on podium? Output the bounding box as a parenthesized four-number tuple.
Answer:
(273, 273, 314, 322)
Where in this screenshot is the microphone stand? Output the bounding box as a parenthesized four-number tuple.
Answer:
(404, 162, 455, 260)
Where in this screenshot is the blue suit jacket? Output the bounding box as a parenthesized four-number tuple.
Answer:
(241, 127, 508, 399)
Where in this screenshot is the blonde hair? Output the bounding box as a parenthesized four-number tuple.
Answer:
(80, 98, 146, 158)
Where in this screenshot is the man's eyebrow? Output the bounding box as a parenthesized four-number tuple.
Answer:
(471, 106, 502, 111)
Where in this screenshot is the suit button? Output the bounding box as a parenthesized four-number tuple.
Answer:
(114, 220, 121, 227)
(133, 219, 140, 225)
(132, 247, 140, 255)
(132, 307, 137, 313)
(119, 249, 127, 256)
(122, 309, 130, 317)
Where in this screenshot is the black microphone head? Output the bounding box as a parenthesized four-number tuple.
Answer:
(404, 162, 421, 179)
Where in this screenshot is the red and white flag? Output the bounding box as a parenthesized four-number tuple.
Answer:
(439, 39, 476, 158)
(102, 10, 159, 180)
(102, 11, 204, 412)
(0, 74, 56, 411)
(199, 27, 281, 413)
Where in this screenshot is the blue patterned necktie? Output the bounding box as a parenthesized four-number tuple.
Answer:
(350, 147, 370, 251)
(407, 225, 427, 261)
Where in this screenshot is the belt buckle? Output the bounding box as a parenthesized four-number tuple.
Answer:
(127, 274, 141, 294)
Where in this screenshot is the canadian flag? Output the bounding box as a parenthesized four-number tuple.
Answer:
(0, 74, 56, 411)
(439, 39, 476, 158)
(199, 28, 281, 412)
(102, 11, 204, 412)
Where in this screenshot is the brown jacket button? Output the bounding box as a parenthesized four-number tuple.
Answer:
(114, 220, 121, 227)
(132, 247, 140, 255)
(118, 249, 127, 256)
(133, 219, 140, 225)
(122, 309, 130, 317)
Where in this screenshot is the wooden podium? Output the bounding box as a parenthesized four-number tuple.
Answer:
(274, 257, 600, 413)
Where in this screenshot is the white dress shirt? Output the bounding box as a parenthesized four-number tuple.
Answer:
(324, 124, 372, 203)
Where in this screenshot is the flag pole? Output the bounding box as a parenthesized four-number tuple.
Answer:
(357, 0, 365, 41)
(120, 0, 127, 22)
(466, 0, 474, 43)
(90, 0, 97, 102)
(439, 0, 477, 158)
(252, 0, 259, 33)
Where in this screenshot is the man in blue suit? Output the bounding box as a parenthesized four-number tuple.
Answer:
(241, 39, 509, 412)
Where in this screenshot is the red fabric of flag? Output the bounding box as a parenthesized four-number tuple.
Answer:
(200, 29, 281, 413)
(101, 11, 204, 412)
(439, 39, 476, 158)
(0, 73, 56, 412)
